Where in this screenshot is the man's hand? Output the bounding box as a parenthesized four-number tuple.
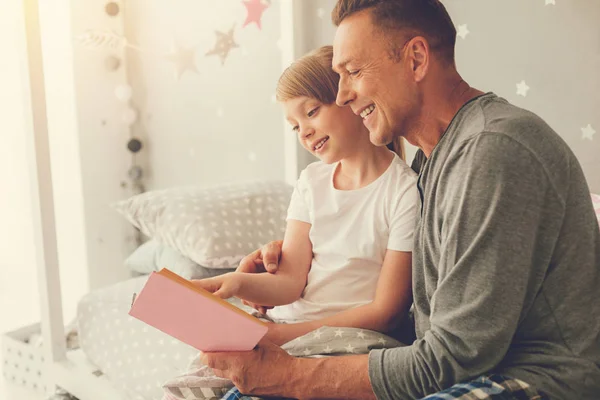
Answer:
(236, 240, 283, 314)
(191, 273, 242, 299)
(263, 322, 291, 346)
(201, 338, 299, 397)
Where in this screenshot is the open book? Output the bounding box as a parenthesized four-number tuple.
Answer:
(129, 268, 268, 351)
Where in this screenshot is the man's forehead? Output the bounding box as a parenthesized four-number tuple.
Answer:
(332, 11, 377, 69)
(332, 27, 356, 70)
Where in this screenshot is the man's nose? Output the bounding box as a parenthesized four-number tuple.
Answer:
(336, 76, 355, 107)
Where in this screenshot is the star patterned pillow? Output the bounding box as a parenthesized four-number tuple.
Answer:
(114, 180, 292, 269)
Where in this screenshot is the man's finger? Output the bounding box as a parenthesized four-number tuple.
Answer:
(262, 240, 283, 273)
(202, 352, 230, 371)
(212, 368, 227, 379)
(236, 248, 262, 273)
(255, 337, 282, 352)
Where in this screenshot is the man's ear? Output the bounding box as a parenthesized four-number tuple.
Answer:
(408, 36, 429, 83)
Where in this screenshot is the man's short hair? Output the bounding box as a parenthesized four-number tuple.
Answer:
(332, 0, 457, 64)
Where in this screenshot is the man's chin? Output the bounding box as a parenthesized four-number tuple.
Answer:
(368, 130, 390, 147)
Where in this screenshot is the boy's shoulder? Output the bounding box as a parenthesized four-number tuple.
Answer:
(388, 154, 418, 188)
(298, 161, 334, 185)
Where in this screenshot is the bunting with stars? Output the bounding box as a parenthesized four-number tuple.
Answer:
(242, 0, 270, 30)
(205, 26, 239, 66)
(165, 43, 199, 79)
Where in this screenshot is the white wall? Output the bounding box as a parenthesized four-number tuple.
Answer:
(444, 0, 600, 192)
(295, 0, 598, 182)
(0, 0, 40, 331)
(0, 0, 134, 330)
(124, 0, 287, 190)
(70, 0, 134, 290)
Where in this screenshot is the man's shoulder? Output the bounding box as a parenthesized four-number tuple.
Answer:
(453, 94, 571, 170)
(478, 95, 548, 136)
(469, 94, 561, 148)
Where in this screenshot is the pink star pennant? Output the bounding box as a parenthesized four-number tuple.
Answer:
(242, 0, 269, 30)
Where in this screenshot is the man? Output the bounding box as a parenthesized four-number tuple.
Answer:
(202, 1, 600, 398)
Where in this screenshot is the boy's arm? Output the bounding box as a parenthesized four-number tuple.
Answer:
(267, 250, 412, 345)
(193, 219, 312, 306)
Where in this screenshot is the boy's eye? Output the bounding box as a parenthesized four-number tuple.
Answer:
(292, 126, 299, 132)
(307, 107, 320, 117)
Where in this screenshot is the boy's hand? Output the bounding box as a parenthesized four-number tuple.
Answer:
(192, 273, 242, 299)
(237, 240, 283, 313)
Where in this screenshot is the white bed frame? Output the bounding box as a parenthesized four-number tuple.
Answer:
(22, 0, 304, 398)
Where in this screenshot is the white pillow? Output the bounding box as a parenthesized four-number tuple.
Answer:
(114, 180, 292, 268)
(124, 239, 235, 279)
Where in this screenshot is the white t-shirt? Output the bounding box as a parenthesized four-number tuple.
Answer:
(268, 152, 419, 323)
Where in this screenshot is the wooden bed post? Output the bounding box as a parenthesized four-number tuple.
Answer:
(21, 0, 67, 394)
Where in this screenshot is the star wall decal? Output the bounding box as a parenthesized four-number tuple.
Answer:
(243, 0, 269, 30)
(457, 24, 470, 39)
(516, 80, 530, 97)
(581, 124, 596, 141)
(206, 26, 239, 66)
(165, 43, 199, 79)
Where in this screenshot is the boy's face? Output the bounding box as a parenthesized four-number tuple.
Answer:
(282, 96, 370, 165)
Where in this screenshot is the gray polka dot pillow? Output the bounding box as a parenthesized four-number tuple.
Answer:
(113, 180, 292, 269)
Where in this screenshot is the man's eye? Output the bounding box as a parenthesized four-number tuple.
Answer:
(307, 107, 320, 117)
(348, 70, 360, 76)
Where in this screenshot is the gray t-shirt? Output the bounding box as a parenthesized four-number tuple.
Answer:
(369, 93, 600, 399)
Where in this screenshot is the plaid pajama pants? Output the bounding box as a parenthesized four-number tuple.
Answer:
(221, 374, 548, 400)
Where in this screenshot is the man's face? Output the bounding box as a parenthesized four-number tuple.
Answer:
(333, 10, 419, 146)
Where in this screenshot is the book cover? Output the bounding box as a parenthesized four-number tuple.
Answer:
(129, 268, 268, 351)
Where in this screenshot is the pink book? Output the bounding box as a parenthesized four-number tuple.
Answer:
(129, 268, 268, 352)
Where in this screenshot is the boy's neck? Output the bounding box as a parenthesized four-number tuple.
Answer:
(334, 146, 394, 191)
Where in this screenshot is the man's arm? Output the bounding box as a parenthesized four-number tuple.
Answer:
(369, 134, 560, 399)
(203, 339, 376, 400)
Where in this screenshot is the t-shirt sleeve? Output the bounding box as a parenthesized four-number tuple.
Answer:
(286, 169, 311, 223)
(387, 177, 419, 252)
